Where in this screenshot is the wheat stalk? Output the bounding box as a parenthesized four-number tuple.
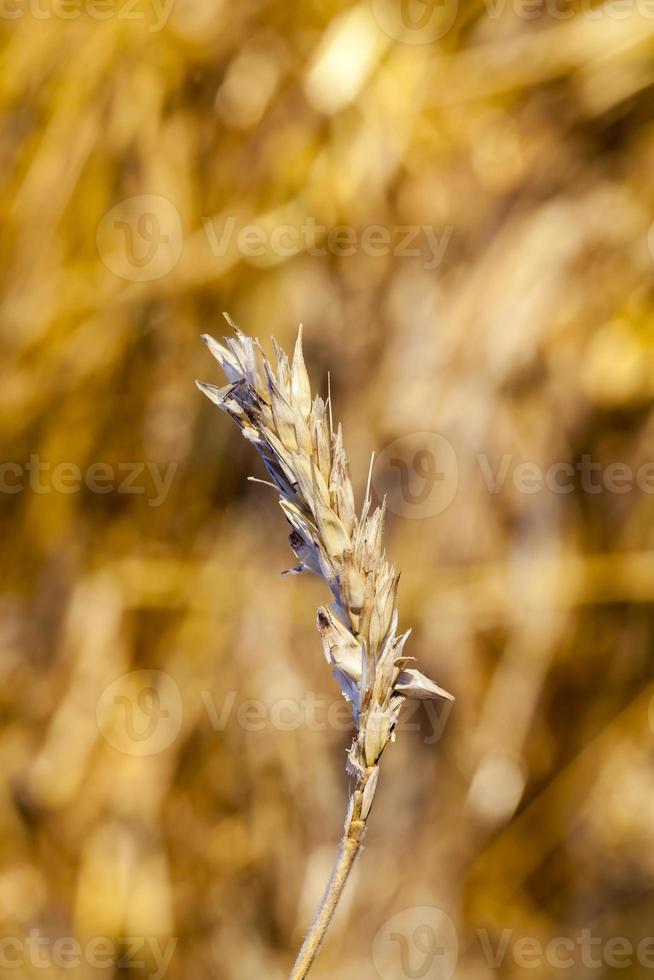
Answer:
(197, 315, 453, 979)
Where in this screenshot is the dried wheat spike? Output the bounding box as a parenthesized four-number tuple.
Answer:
(197, 315, 453, 979)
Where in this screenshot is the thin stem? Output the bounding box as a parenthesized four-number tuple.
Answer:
(289, 768, 378, 980)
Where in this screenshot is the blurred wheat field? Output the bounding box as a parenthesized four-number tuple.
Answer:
(2, 1, 654, 978)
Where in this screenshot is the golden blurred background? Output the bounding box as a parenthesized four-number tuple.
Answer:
(2, 1, 654, 978)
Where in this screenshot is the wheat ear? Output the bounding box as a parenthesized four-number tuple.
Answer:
(197, 316, 453, 979)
